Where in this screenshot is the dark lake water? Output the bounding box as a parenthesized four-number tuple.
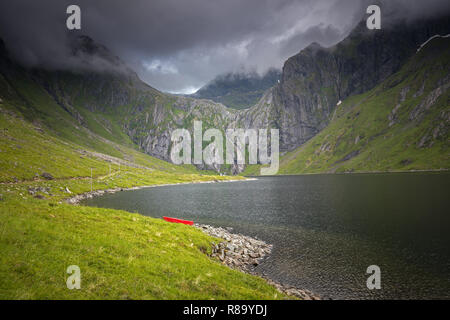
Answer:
(82, 173, 450, 299)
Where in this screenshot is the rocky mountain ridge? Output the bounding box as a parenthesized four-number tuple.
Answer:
(1, 16, 449, 174)
(192, 69, 281, 110)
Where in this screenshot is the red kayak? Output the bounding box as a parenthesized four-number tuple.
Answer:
(163, 216, 194, 226)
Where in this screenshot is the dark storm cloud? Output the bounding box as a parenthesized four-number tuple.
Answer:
(0, 0, 449, 93)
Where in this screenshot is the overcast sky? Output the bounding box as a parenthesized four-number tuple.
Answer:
(0, 0, 449, 93)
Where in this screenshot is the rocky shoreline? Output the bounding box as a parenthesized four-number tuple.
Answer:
(66, 177, 320, 300)
(66, 178, 256, 204)
(196, 224, 321, 300)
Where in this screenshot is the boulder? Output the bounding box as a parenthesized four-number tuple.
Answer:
(41, 172, 54, 180)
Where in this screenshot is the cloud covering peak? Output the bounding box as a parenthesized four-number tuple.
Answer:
(0, 0, 449, 93)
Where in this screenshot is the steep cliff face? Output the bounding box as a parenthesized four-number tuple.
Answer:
(35, 68, 236, 163)
(266, 17, 450, 152)
(273, 36, 450, 174)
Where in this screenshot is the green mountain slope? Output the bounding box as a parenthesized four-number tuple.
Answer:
(277, 36, 450, 174)
(0, 70, 200, 182)
(0, 36, 221, 175)
(266, 17, 450, 152)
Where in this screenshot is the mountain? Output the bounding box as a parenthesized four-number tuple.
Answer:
(1, 16, 449, 177)
(243, 35, 450, 174)
(0, 34, 244, 174)
(0, 35, 205, 182)
(252, 17, 450, 152)
(192, 69, 281, 110)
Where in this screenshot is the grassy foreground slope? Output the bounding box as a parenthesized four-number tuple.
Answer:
(243, 37, 450, 175)
(0, 192, 280, 299)
(0, 86, 283, 299)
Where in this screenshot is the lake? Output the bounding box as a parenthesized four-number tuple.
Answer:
(82, 173, 450, 299)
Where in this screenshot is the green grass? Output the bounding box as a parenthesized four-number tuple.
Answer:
(0, 96, 284, 299)
(0, 191, 282, 299)
(0, 106, 200, 183)
(0, 170, 280, 300)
